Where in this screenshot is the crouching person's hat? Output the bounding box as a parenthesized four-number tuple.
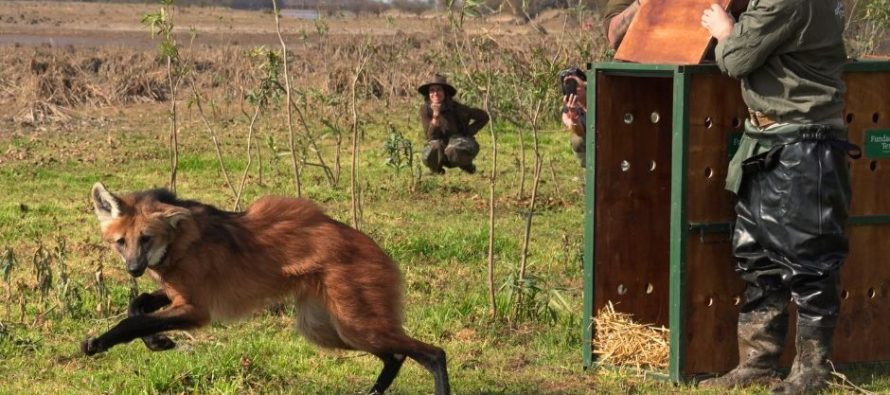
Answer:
(417, 74, 457, 97)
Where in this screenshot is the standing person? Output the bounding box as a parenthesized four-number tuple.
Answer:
(418, 74, 489, 175)
(559, 66, 587, 167)
(699, 1, 856, 394)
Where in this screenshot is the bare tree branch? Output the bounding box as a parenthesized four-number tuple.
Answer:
(273, 0, 302, 197)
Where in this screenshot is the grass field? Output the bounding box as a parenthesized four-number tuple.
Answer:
(1, 1, 889, 394)
(0, 102, 632, 395)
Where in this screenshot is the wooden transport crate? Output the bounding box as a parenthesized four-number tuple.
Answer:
(582, 61, 890, 381)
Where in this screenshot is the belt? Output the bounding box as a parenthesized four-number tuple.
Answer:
(748, 109, 778, 128)
(741, 124, 862, 175)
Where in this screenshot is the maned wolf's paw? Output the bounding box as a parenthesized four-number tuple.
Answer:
(144, 335, 176, 351)
(81, 337, 104, 356)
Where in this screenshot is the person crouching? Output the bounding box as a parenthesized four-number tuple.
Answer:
(418, 74, 489, 175)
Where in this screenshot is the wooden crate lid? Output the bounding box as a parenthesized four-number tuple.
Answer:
(614, 0, 746, 65)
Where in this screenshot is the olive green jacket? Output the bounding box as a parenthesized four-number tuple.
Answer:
(715, 0, 847, 124)
(603, 0, 636, 27)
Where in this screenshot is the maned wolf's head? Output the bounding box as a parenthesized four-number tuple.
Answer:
(90, 183, 190, 277)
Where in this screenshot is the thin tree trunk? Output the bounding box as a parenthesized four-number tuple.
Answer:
(512, 157, 543, 322)
(167, 57, 178, 194)
(334, 124, 343, 185)
(512, 97, 544, 321)
(233, 107, 262, 210)
(349, 42, 371, 230)
(321, 119, 344, 185)
(256, 130, 263, 186)
(547, 156, 563, 199)
(517, 119, 526, 200)
(273, 0, 301, 197)
(484, 80, 498, 320)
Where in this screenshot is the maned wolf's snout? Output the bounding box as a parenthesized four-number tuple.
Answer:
(126, 258, 147, 277)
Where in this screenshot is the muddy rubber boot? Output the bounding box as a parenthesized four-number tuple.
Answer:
(699, 309, 787, 389)
(771, 325, 835, 395)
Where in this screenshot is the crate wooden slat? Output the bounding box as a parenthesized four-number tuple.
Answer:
(593, 74, 673, 329)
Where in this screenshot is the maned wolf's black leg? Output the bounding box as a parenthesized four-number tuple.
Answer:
(82, 305, 205, 356)
(409, 347, 450, 395)
(402, 341, 450, 395)
(368, 353, 407, 394)
(128, 290, 175, 351)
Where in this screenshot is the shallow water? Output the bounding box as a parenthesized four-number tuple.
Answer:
(280, 9, 320, 20)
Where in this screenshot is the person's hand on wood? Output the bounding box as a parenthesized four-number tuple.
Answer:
(701, 4, 734, 41)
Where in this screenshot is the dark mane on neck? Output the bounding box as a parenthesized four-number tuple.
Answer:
(133, 188, 248, 251)
(132, 188, 238, 216)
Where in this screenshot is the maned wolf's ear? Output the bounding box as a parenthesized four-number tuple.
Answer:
(91, 182, 121, 226)
(162, 207, 191, 229)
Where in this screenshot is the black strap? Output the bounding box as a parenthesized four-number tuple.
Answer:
(798, 124, 862, 159)
(741, 128, 863, 176)
(741, 145, 785, 175)
(825, 139, 862, 159)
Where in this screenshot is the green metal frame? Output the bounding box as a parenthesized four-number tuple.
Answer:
(582, 65, 596, 370)
(843, 59, 890, 72)
(582, 60, 890, 381)
(668, 67, 690, 382)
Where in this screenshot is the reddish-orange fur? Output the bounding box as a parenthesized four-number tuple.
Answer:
(85, 184, 449, 394)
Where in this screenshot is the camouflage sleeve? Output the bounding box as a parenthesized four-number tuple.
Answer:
(715, 0, 803, 78)
(463, 104, 489, 136)
(603, 0, 638, 22)
(604, 0, 640, 49)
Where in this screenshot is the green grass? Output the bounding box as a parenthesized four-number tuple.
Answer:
(0, 104, 887, 395)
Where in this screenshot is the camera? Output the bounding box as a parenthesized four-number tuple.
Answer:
(562, 78, 578, 96)
(559, 66, 586, 96)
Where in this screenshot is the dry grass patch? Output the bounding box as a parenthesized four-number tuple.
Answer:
(593, 302, 670, 371)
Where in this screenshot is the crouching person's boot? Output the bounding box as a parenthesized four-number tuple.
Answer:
(771, 324, 835, 395)
(699, 303, 788, 389)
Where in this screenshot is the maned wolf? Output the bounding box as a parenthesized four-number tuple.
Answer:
(82, 183, 450, 395)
